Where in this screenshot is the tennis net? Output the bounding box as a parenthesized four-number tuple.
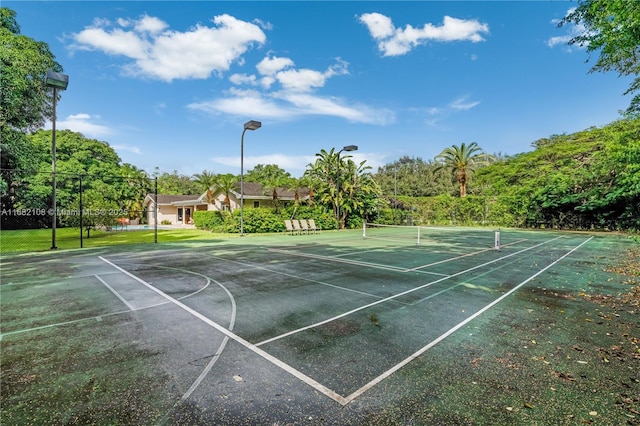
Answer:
(362, 223, 501, 249)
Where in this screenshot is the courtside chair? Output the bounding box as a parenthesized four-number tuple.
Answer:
(284, 219, 296, 235)
(299, 219, 311, 234)
(308, 219, 319, 234)
(292, 219, 303, 235)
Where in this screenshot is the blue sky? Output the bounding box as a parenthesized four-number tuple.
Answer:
(8, 1, 632, 177)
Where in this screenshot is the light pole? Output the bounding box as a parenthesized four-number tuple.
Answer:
(45, 70, 69, 250)
(240, 120, 261, 236)
(336, 145, 358, 230)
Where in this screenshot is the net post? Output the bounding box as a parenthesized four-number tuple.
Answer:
(417, 226, 421, 245)
(494, 230, 501, 250)
(362, 222, 367, 239)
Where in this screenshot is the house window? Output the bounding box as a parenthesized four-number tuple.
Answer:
(177, 207, 183, 222)
(253, 201, 260, 208)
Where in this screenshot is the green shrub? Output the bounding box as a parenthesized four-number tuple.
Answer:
(193, 210, 227, 230)
(237, 208, 284, 233)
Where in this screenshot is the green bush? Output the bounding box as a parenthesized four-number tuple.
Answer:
(237, 208, 285, 233)
(193, 210, 227, 230)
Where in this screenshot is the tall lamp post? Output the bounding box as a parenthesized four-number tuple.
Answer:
(240, 120, 261, 236)
(45, 70, 69, 250)
(336, 145, 358, 230)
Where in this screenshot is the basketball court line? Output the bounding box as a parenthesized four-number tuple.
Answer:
(94, 275, 136, 310)
(98, 256, 350, 405)
(1, 263, 213, 339)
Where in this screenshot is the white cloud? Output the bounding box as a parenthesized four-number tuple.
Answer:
(423, 96, 481, 126)
(212, 154, 316, 171)
(359, 13, 489, 57)
(358, 12, 395, 39)
(112, 144, 142, 154)
(188, 90, 297, 120)
(276, 68, 329, 92)
(70, 14, 266, 81)
(449, 96, 480, 111)
(274, 59, 348, 92)
(54, 113, 114, 138)
(256, 55, 295, 76)
(229, 73, 258, 85)
(134, 14, 168, 34)
(279, 92, 395, 124)
(189, 57, 393, 125)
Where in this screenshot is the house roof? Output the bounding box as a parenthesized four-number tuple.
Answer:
(230, 182, 310, 199)
(145, 182, 311, 206)
(144, 194, 204, 205)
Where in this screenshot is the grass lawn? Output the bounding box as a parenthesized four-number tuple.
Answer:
(0, 227, 228, 254)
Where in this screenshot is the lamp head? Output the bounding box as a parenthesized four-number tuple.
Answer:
(244, 120, 262, 131)
(342, 145, 358, 152)
(45, 70, 69, 90)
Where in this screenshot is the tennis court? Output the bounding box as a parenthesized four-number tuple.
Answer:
(2, 226, 638, 424)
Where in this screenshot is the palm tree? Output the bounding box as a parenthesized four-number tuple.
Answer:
(435, 142, 494, 197)
(214, 173, 236, 210)
(192, 170, 217, 203)
(340, 159, 380, 228)
(262, 175, 289, 212)
(305, 148, 340, 224)
(304, 148, 379, 229)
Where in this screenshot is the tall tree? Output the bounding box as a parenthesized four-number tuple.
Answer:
(305, 148, 340, 225)
(375, 156, 455, 197)
(304, 148, 377, 228)
(560, 1, 640, 114)
(153, 168, 200, 195)
(192, 170, 217, 203)
(214, 173, 236, 210)
(340, 159, 380, 228)
(435, 142, 494, 197)
(0, 7, 63, 211)
(244, 164, 292, 186)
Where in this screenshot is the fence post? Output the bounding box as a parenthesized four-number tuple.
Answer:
(79, 174, 83, 248)
(154, 177, 158, 244)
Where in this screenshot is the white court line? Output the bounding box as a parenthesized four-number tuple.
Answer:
(407, 238, 528, 271)
(207, 254, 395, 301)
(150, 265, 238, 424)
(94, 275, 136, 311)
(98, 256, 350, 405)
(342, 235, 594, 404)
(255, 236, 564, 347)
(0, 309, 132, 340)
(268, 248, 449, 277)
(2, 265, 211, 339)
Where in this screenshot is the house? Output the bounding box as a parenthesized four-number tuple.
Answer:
(143, 194, 207, 225)
(143, 182, 310, 226)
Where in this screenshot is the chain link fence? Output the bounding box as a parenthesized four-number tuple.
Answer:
(1, 168, 158, 253)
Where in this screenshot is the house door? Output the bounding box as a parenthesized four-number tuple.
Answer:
(185, 208, 192, 224)
(177, 207, 183, 223)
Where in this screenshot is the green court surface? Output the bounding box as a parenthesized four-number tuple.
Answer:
(1, 227, 638, 425)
